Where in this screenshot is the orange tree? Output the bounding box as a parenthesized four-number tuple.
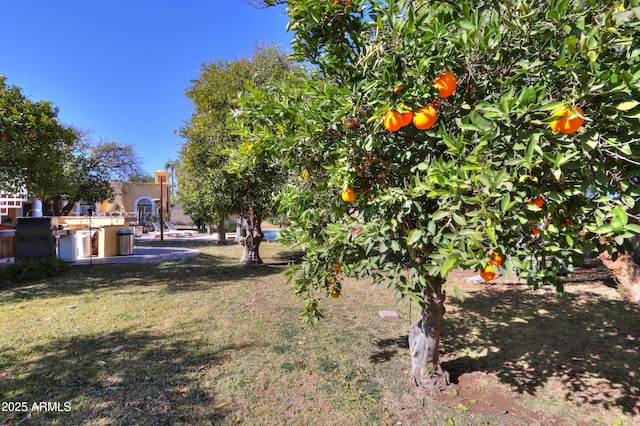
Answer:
(230, 0, 640, 389)
(178, 46, 294, 262)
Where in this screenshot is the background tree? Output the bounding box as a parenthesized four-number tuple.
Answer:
(53, 140, 146, 215)
(91, 141, 145, 181)
(251, 0, 286, 7)
(164, 158, 179, 203)
(1, 77, 146, 214)
(128, 174, 155, 183)
(0, 76, 78, 199)
(232, 0, 640, 390)
(177, 45, 295, 261)
(54, 146, 115, 215)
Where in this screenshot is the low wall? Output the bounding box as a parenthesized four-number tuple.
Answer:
(58, 217, 126, 229)
(98, 225, 129, 258)
(57, 218, 131, 258)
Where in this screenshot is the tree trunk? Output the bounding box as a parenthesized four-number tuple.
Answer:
(598, 249, 640, 305)
(409, 276, 450, 390)
(239, 211, 263, 265)
(217, 218, 227, 245)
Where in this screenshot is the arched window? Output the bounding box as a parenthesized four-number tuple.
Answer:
(135, 198, 153, 223)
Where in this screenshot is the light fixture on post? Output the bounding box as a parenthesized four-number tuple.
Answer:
(153, 170, 172, 242)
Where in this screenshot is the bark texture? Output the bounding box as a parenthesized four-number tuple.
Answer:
(217, 218, 228, 245)
(598, 249, 640, 305)
(408, 277, 450, 390)
(239, 212, 263, 265)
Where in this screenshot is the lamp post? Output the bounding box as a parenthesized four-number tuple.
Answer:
(153, 170, 172, 242)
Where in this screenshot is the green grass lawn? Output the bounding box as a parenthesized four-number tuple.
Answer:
(1, 241, 638, 425)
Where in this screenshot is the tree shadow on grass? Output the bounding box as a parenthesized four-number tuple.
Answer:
(562, 262, 619, 289)
(272, 249, 305, 265)
(0, 326, 247, 425)
(368, 277, 640, 415)
(1, 251, 288, 302)
(441, 286, 640, 415)
(369, 336, 409, 364)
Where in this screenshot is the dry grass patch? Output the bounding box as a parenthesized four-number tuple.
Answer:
(0, 241, 638, 425)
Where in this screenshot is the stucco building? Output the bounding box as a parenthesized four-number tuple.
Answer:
(1, 170, 190, 227)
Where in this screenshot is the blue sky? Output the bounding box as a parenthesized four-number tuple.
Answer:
(1, 1, 292, 175)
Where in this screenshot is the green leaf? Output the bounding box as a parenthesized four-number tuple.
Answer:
(525, 133, 539, 163)
(457, 403, 470, 411)
(537, 101, 565, 111)
(486, 224, 497, 245)
(518, 87, 538, 107)
(407, 229, 423, 245)
(613, 206, 629, 225)
(453, 212, 467, 226)
(566, 234, 574, 247)
(594, 225, 612, 234)
(616, 100, 640, 111)
(453, 285, 465, 302)
(428, 189, 452, 197)
(417, 161, 429, 171)
(432, 210, 450, 221)
(469, 110, 493, 132)
(624, 224, 640, 234)
(441, 257, 458, 277)
(499, 87, 515, 115)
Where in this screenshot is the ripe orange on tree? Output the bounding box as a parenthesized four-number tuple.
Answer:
(549, 105, 584, 134)
(412, 105, 437, 130)
(384, 109, 403, 132)
(341, 188, 355, 203)
(302, 170, 310, 179)
(400, 110, 414, 127)
(527, 197, 544, 208)
(533, 197, 544, 208)
(433, 71, 457, 98)
(332, 0, 350, 6)
(480, 265, 496, 282)
(490, 251, 503, 266)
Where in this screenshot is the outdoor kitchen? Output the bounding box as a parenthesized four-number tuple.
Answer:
(0, 213, 136, 263)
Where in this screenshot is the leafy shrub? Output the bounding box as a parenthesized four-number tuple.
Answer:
(0, 257, 69, 288)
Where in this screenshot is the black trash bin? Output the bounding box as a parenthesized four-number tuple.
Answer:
(118, 229, 134, 256)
